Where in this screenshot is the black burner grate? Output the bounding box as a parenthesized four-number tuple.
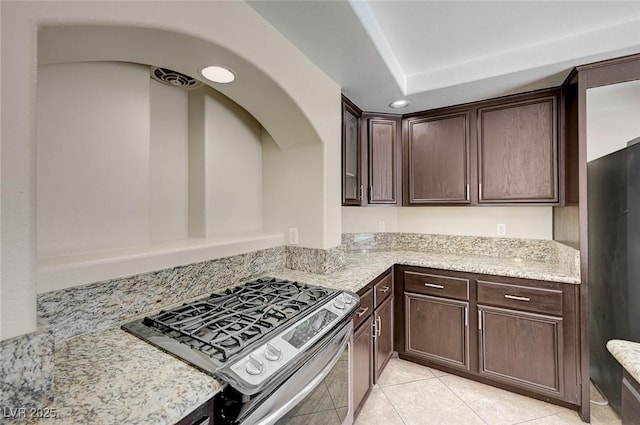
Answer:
(142, 278, 334, 362)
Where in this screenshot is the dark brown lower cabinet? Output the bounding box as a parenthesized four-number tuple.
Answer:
(353, 269, 395, 417)
(478, 305, 563, 397)
(353, 316, 373, 416)
(395, 265, 580, 413)
(622, 371, 640, 425)
(176, 397, 214, 425)
(405, 293, 469, 371)
(374, 295, 394, 379)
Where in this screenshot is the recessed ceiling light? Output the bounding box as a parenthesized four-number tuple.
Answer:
(389, 99, 410, 109)
(201, 66, 235, 83)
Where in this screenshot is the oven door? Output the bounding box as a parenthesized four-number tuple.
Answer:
(240, 321, 354, 425)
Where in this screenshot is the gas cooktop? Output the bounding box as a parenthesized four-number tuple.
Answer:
(136, 278, 335, 363)
(122, 277, 355, 372)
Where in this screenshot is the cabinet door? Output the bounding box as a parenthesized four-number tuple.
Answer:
(368, 118, 399, 204)
(478, 96, 558, 203)
(405, 293, 469, 370)
(622, 371, 640, 425)
(342, 99, 362, 206)
(406, 112, 470, 204)
(374, 296, 394, 381)
(478, 305, 564, 396)
(353, 319, 373, 414)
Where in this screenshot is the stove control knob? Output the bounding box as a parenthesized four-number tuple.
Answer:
(334, 298, 345, 310)
(264, 343, 282, 362)
(341, 293, 353, 304)
(245, 354, 264, 376)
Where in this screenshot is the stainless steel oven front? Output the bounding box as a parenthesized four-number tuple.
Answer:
(232, 321, 354, 425)
(122, 278, 359, 425)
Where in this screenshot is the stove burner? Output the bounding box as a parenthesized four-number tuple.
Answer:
(142, 278, 334, 362)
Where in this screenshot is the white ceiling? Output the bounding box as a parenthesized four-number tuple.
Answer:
(248, 1, 640, 113)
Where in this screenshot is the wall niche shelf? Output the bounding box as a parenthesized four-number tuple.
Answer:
(37, 233, 285, 294)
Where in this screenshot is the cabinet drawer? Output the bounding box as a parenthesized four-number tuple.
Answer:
(374, 273, 393, 307)
(404, 271, 469, 301)
(477, 280, 563, 316)
(354, 288, 373, 329)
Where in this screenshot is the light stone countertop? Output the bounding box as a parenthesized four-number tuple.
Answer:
(269, 250, 579, 293)
(607, 339, 640, 384)
(18, 248, 577, 425)
(10, 328, 221, 425)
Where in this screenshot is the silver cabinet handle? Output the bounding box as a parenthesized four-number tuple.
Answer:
(376, 316, 381, 337)
(371, 320, 377, 340)
(379, 286, 390, 293)
(359, 185, 363, 201)
(504, 294, 531, 302)
(478, 310, 482, 330)
(356, 306, 369, 317)
(424, 283, 444, 289)
(464, 307, 468, 327)
(479, 182, 483, 200)
(466, 183, 470, 201)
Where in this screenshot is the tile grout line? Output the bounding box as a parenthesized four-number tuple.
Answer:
(378, 384, 409, 425)
(436, 374, 491, 425)
(510, 411, 563, 425)
(436, 374, 574, 425)
(377, 374, 440, 389)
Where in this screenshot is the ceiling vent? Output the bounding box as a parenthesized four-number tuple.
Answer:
(150, 67, 202, 89)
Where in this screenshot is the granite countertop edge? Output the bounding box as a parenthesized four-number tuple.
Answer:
(13, 328, 223, 425)
(34, 248, 578, 424)
(607, 339, 640, 384)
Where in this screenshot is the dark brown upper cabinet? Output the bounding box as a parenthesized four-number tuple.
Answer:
(342, 97, 400, 206)
(367, 115, 402, 205)
(477, 92, 559, 204)
(404, 111, 471, 204)
(342, 96, 363, 206)
(343, 87, 569, 207)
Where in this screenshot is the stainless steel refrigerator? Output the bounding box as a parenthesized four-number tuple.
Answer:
(588, 136, 640, 412)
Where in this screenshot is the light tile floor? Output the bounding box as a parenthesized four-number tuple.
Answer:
(355, 358, 622, 425)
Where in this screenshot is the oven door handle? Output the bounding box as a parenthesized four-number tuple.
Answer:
(244, 322, 352, 425)
(262, 341, 343, 421)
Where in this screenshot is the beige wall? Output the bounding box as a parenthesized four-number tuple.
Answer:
(150, 78, 189, 243)
(37, 62, 152, 257)
(204, 88, 263, 238)
(262, 132, 326, 247)
(36, 63, 268, 290)
(1, 1, 342, 340)
(37, 63, 265, 258)
(587, 79, 640, 161)
(342, 206, 553, 239)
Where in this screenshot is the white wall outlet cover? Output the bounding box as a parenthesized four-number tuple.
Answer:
(378, 221, 386, 232)
(288, 228, 299, 245)
(497, 223, 507, 236)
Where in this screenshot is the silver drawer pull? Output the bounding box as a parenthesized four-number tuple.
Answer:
(424, 283, 444, 289)
(504, 294, 531, 302)
(356, 307, 369, 317)
(379, 286, 390, 293)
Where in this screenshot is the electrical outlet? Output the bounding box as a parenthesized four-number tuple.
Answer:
(497, 223, 507, 236)
(288, 228, 299, 245)
(378, 221, 386, 232)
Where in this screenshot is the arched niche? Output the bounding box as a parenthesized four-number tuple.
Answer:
(38, 24, 326, 150)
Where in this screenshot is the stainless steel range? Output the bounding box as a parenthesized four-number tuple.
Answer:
(122, 277, 360, 425)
